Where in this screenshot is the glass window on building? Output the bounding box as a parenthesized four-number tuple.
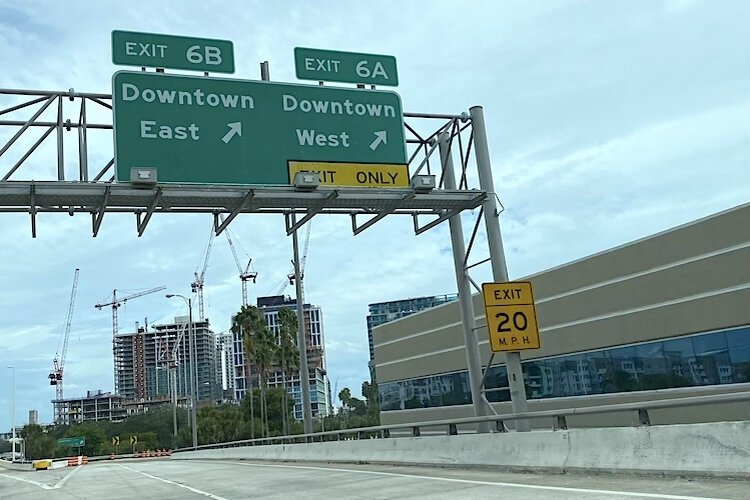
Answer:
(692, 332, 731, 385)
(726, 327, 750, 383)
(485, 365, 510, 402)
(380, 326, 750, 412)
(661, 336, 697, 386)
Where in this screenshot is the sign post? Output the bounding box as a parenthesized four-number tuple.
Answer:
(482, 282, 540, 351)
(294, 47, 398, 86)
(472, 106, 532, 430)
(112, 31, 234, 73)
(112, 71, 406, 184)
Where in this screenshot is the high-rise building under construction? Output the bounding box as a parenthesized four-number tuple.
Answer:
(114, 317, 219, 403)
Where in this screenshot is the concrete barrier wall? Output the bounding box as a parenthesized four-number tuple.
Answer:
(173, 421, 750, 477)
(0, 460, 32, 471)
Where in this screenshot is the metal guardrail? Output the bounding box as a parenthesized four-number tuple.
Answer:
(174, 390, 750, 453)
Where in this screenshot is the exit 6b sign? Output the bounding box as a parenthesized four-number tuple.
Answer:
(482, 282, 541, 352)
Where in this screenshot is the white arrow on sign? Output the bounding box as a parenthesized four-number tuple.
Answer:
(369, 130, 387, 151)
(222, 122, 242, 144)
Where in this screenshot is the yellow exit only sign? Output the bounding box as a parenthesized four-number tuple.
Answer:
(288, 161, 409, 188)
(482, 281, 541, 352)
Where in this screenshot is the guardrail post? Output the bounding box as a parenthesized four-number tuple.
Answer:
(412, 426, 421, 437)
(495, 420, 507, 433)
(381, 429, 390, 439)
(357, 431, 366, 440)
(636, 409, 651, 426)
(554, 416, 568, 431)
(448, 423, 458, 435)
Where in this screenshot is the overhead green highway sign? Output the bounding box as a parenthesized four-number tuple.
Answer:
(294, 47, 398, 86)
(112, 71, 406, 185)
(112, 30, 234, 73)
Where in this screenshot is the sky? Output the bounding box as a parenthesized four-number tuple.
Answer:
(0, 0, 748, 431)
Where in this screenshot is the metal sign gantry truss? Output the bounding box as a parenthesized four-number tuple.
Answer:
(0, 87, 486, 237)
(0, 83, 529, 432)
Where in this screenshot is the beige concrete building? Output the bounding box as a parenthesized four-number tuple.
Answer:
(374, 202, 750, 427)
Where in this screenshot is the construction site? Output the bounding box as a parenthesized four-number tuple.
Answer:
(47, 215, 329, 427)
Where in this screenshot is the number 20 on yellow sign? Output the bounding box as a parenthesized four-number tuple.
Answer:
(482, 282, 541, 352)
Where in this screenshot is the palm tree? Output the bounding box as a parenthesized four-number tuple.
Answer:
(338, 387, 352, 411)
(276, 308, 300, 434)
(231, 305, 269, 438)
(252, 326, 277, 436)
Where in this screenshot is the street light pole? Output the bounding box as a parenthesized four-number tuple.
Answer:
(166, 294, 198, 449)
(188, 298, 198, 448)
(7, 366, 15, 463)
(171, 366, 177, 436)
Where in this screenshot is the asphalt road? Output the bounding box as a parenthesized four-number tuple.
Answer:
(0, 459, 747, 499)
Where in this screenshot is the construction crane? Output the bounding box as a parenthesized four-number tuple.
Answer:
(219, 214, 258, 307)
(94, 286, 167, 337)
(96, 286, 166, 394)
(274, 222, 311, 296)
(192, 225, 215, 320)
(49, 268, 80, 424)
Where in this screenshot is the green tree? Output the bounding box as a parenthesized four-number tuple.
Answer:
(361, 381, 380, 423)
(198, 405, 247, 445)
(64, 422, 107, 457)
(115, 405, 184, 450)
(232, 305, 274, 438)
(348, 397, 368, 416)
(21, 424, 58, 460)
(263, 388, 296, 436)
(338, 387, 352, 410)
(277, 308, 300, 435)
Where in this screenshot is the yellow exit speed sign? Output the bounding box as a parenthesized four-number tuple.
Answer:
(482, 281, 541, 352)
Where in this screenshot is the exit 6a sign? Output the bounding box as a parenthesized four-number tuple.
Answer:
(482, 282, 541, 352)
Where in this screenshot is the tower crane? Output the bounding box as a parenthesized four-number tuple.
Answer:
(49, 268, 80, 424)
(219, 214, 257, 307)
(192, 225, 215, 320)
(94, 286, 167, 337)
(273, 221, 311, 296)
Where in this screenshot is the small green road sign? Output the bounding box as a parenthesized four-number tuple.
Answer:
(112, 31, 234, 73)
(294, 47, 398, 86)
(113, 71, 406, 185)
(57, 437, 85, 447)
(129, 436, 138, 445)
(112, 436, 120, 446)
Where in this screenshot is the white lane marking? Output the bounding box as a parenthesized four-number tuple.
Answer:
(221, 461, 729, 500)
(0, 465, 80, 490)
(52, 465, 81, 489)
(118, 464, 229, 500)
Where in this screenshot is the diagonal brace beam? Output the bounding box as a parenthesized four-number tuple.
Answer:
(0, 95, 56, 158)
(215, 189, 254, 236)
(136, 188, 162, 237)
(91, 185, 111, 237)
(285, 190, 339, 235)
(413, 207, 464, 235)
(2, 126, 54, 181)
(351, 192, 415, 236)
(92, 158, 114, 182)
